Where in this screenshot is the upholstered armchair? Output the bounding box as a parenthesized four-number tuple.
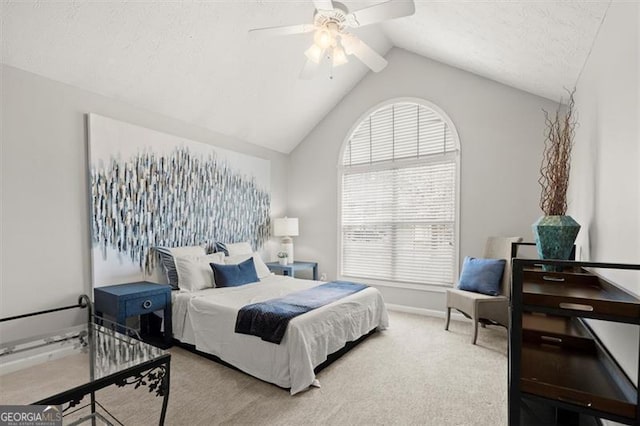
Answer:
(444, 236, 523, 344)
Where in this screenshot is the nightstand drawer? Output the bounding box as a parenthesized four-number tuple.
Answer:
(125, 293, 167, 317)
(94, 282, 173, 348)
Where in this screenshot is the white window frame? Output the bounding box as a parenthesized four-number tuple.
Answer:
(336, 97, 461, 291)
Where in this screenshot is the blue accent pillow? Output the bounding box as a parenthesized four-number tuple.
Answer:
(457, 256, 506, 296)
(210, 257, 259, 287)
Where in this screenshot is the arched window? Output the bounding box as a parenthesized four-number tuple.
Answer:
(339, 99, 460, 287)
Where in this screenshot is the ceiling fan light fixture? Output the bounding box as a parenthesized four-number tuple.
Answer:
(332, 45, 348, 66)
(340, 34, 355, 55)
(249, 0, 416, 77)
(305, 44, 324, 64)
(314, 28, 334, 49)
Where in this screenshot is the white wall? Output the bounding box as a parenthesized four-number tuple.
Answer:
(568, 2, 639, 386)
(288, 48, 559, 311)
(0, 65, 288, 341)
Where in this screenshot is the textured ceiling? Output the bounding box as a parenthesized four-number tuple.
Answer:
(1, 1, 608, 153)
(0, 1, 391, 153)
(383, 1, 609, 102)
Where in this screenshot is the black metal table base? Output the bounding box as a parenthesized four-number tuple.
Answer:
(36, 358, 171, 425)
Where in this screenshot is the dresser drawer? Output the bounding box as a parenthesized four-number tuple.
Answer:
(124, 293, 167, 317)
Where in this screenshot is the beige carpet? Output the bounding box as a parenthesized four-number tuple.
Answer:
(3, 311, 508, 425)
(93, 311, 508, 425)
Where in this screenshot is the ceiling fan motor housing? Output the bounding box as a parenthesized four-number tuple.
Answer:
(314, 2, 349, 33)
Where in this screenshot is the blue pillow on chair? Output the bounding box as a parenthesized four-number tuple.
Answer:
(210, 257, 259, 287)
(457, 256, 506, 296)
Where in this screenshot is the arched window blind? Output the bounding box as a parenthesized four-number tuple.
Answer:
(340, 101, 459, 286)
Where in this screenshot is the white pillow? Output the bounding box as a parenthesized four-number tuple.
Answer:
(174, 252, 225, 291)
(224, 242, 253, 256)
(225, 253, 271, 279)
(155, 245, 208, 289)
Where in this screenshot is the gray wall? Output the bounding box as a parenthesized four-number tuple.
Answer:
(568, 2, 639, 386)
(0, 65, 288, 340)
(288, 48, 560, 312)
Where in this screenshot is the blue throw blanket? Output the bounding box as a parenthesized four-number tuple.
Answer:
(235, 281, 368, 344)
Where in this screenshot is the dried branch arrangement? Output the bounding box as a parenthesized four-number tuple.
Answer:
(539, 88, 577, 216)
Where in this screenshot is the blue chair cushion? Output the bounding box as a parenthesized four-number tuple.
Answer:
(211, 257, 259, 287)
(457, 256, 506, 296)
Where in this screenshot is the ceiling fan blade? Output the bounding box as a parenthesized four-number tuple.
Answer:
(341, 34, 388, 72)
(313, 0, 334, 11)
(347, 0, 415, 28)
(249, 23, 315, 37)
(299, 59, 320, 80)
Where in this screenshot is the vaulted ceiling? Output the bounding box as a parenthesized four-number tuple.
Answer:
(1, 1, 609, 153)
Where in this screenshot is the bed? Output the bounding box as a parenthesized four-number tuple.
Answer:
(171, 274, 389, 395)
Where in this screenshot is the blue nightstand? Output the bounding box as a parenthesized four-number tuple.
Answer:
(94, 282, 172, 347)
(265, 261, 318, 280)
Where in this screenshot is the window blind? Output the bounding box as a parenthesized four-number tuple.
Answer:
(340, 102, 458, 286)
(343, 103, 455, 167)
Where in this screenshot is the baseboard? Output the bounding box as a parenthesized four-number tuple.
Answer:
(385, 303, 469, 322)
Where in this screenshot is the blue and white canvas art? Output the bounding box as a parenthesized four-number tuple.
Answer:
(88, 114, 271, 287)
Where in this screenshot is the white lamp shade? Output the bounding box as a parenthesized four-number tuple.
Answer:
(332, 46, 348, 66)
(304, 44, 324, 64)
(274, 217, 299, 237)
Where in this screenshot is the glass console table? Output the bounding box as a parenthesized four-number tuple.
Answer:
(0, 295, 171, 425)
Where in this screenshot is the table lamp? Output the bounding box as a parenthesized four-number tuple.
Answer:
(274, 217, 299, 262)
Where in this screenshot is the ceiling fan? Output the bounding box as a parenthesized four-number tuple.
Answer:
(249, 0, 415, 79)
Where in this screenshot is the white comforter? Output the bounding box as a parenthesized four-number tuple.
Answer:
(172, 275, 388, 394)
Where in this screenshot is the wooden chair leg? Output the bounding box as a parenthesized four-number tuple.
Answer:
(444, 307, 451, 331)
(471, 303, 479, 344)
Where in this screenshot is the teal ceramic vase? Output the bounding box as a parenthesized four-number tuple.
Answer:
(532, 215, 580, 271)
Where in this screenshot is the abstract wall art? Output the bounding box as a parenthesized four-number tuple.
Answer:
(87, 114, 271, 287)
